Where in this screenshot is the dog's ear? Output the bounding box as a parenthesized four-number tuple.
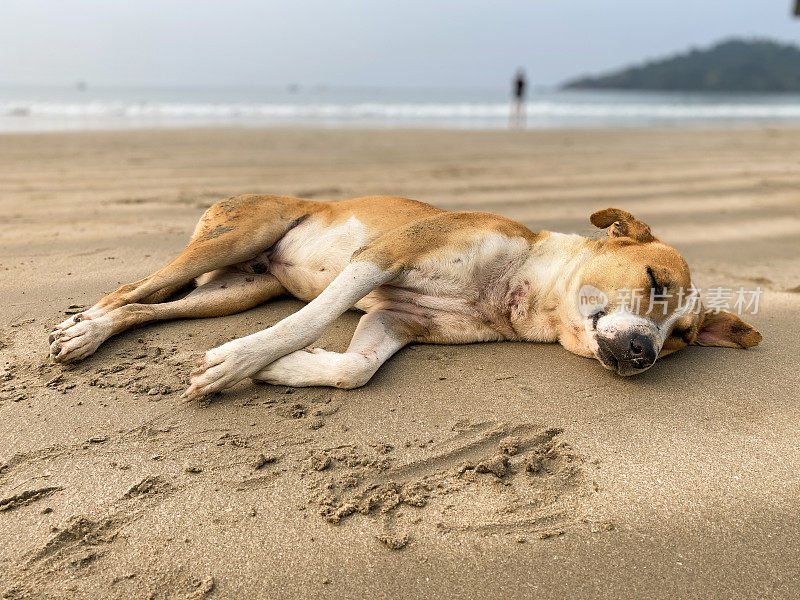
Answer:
(590, 208, 656, 243)
(693, 310, 762, 349)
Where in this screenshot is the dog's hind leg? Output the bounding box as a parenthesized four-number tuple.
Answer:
(50, 194, 312, 348)
(49, 270, 285, 363)
(251, 310, 408, 389)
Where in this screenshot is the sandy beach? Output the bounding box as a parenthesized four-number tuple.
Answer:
(0, 127, 798, 599)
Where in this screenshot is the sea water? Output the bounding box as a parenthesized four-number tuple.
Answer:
(2, 84, 800, 132)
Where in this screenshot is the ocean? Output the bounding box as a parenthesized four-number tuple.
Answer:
(2, 84, 800, 132)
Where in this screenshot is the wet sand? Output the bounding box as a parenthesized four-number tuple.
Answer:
(0, 127, 799, 599)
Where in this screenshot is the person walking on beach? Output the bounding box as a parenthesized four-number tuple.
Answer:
(510, 68, 527, 129)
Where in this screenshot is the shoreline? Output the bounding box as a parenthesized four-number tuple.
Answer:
(4, 120, 800, 135)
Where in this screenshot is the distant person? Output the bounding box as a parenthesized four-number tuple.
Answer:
(510, 69, 527, 129)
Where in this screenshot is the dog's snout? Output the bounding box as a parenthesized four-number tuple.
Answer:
(596, 331, 657, 375)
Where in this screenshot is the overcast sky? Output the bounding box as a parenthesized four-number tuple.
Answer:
(1, 0, 797, 88)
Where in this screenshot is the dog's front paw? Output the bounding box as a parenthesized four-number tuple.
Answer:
(181, 341, 263, 400)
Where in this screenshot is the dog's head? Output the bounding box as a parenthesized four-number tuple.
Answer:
(575, 208, 761, 376)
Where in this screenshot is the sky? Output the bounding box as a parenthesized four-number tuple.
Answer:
(0, 0, 797, 89)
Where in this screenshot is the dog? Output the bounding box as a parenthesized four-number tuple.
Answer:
(49, 195, 761, 400)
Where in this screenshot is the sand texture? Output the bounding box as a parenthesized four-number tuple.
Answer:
(0, 127, 799, 599)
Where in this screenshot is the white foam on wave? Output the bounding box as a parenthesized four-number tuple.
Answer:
(3, 99, 800, 130)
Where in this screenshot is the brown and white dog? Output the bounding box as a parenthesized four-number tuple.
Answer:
(49, 195, 761, 400)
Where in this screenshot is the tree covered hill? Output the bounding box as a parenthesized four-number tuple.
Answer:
(562, 39, 800, 92)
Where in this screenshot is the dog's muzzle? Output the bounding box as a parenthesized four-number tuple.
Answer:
(595, 331, 657, 376)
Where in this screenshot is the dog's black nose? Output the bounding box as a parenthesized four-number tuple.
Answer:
(629, 334, 648, 358)
(626, 334, 656, 372)
(596, 332, 657, 375)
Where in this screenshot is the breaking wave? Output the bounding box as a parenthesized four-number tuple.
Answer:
(3, 97, 800, 130)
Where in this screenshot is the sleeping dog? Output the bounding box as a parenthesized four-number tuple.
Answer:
(49, 195, 761, 399)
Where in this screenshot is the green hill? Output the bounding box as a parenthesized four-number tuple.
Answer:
(562, 39, 800, 92)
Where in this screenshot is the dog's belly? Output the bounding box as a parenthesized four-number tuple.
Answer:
(357, 232, 537, 342)
(267, 215, 373, 302)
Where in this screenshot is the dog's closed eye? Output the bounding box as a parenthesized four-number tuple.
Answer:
(646, 266, 669, 291)
(670, 326, 693, 344)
